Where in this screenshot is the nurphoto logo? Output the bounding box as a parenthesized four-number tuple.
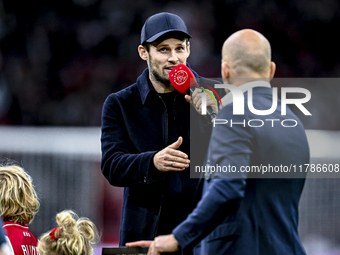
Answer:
(201, 84, 312, 128)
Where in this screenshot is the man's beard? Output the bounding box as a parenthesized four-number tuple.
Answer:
(150, 68, 171, 87)
(149, 57, 172, 87)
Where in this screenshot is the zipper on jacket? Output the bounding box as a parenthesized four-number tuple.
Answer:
(158, 95, 169, 147)
(173, 93, 187, 198)
(153, 95, 168, 236)
(154, 192, 164, 237)
(173, 94, 177, 134)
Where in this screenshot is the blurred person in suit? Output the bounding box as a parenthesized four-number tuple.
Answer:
(127, 29, 310, 255)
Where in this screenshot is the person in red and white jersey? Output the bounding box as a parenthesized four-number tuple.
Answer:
(2, 222, 38, 255)
(0, 163, 40, 255)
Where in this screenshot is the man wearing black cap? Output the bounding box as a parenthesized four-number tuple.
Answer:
(100, 12, 221, 253)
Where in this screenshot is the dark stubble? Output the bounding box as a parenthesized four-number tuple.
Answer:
(149, 56, 172, 88)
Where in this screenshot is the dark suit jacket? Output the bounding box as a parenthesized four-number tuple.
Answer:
(173, 84, 309, 255)
(101, 66, 224, 248)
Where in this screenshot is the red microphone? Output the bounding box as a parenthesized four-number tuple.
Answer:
(169, 64, 198, 94)
(169, 64, 216, 123)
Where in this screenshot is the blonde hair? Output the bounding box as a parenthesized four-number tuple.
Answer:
(38, 210, 100, 255)
(0, 164, 40, 224)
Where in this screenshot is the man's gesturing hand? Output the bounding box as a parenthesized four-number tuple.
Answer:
(148, 234, 180, 255)
(125, 234, 180, 255)
(153, 137, 190, 172)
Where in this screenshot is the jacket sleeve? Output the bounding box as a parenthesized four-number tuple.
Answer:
(100, 95, 164, 187)
(173, 178, 246, 249)
(173, 105, 253, 249)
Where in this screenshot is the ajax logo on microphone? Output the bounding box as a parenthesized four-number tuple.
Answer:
(171, 69, 188, 86)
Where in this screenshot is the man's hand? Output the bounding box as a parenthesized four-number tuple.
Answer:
(126, 234, 180, 255)
(185, 88, 218, 115)
(125, 240, 153, 247)
(153, 137, 190, 172)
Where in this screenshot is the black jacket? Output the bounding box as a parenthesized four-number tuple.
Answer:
(101, 66, 222, 246)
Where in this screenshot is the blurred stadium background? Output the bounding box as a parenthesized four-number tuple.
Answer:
(0, 0, 339, 254)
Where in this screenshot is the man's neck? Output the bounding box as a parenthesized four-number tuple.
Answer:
(149, 74, 175, 93)
(229, 77, 271, 87)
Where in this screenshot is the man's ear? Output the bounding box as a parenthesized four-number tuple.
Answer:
(138, 45, 148, 61)
(269, 61, 276, 79)
(186, 41, 190, 56)
(221, 61, 230, 79)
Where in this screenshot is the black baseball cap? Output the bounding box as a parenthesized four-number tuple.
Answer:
(140, 12, 191, 45)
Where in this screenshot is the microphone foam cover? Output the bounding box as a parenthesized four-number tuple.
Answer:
(169, 64, 198, 94)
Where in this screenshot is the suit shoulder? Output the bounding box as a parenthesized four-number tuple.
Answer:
(112, 83, 139, 97)
(105, 83, 140, 103)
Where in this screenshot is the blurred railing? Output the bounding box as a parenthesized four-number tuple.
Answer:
(0, 127, 339, 254)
